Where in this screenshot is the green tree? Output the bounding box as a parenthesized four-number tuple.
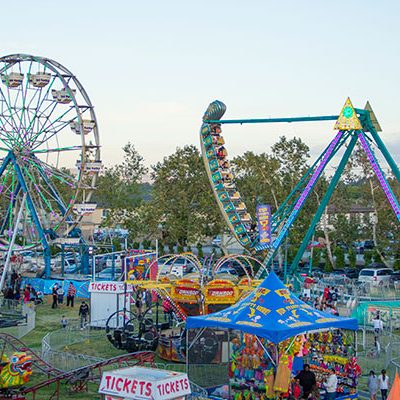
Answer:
(364, 250, 373, 266)
(133, 146, 223, 247)
(196, 243, 204, 258)
(333, 246, 345, 268)
(232, 152, 281, 214)
(93, 142, 148, 230)
(348, 248, 357, 268)
(271, 136, 310, 192)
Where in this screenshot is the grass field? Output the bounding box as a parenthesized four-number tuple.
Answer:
(1, 298, 142, 399)
(3, 297, 388, 399)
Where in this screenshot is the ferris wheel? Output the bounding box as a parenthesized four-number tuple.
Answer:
(0, 54, 101, 260)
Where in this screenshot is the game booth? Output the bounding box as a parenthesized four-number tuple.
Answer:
(186, 272, 360, 400)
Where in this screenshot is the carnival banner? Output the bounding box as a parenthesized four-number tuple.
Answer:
(256, 204, 272, 245)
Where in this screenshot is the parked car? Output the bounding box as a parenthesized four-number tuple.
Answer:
(224, 260, 253, 277)
(390, 271, 400, 284)
(64, 264, 80, 274)
(331, 268, 359, 279)
(358, 267, 393, 286)
(96, 267, 123, 280)
(53, 258, 78, 274)
(212, 236, 222, 246)
(215, 266, 238, 277)
(96, 255, 122, 269)
(160, 257, 194, 275)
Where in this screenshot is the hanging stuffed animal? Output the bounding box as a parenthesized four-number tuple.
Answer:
(273, 354, 292, 394)
(234, 392, 243, 400)
(264, 368, 275, 399)
(344, 357, 361, 387)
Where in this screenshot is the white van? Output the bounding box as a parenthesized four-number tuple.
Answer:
(358, 268, 393, 286)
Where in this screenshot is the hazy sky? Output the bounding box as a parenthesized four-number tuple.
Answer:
(2, 0, 400, 174)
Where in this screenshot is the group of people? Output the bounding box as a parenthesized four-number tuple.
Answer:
(51, 282, 76, 309)
(368, 370, 390, 400)
(294, 363, 337, 400)
(1, 270, 24, 305)
(311, 286, 340, 315)
(3, 281, 43, 306)
(60, 301, 90, 330)
(294, 364, 390, 400)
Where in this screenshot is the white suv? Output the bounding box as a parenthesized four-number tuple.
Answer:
(358, 268, 393, 286)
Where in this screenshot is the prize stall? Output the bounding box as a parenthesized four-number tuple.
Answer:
(186, 273, 360, 400)
(98, 366, 191, 399)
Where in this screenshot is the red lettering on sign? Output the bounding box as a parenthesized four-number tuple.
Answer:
(123, 378, 131, 392)
(131, 379, 137, 393)
(145, 382, 152, 397)
(139, 380, 146, 395)
(115, 377, 123, 391)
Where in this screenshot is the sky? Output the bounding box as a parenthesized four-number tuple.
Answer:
(2, 0, 400, 175)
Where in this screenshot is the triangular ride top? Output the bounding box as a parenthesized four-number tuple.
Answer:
(364, 101, 382, 132)
(334, 97, 362, 131)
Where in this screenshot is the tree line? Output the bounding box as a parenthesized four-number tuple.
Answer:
(92, 137, 400, 270)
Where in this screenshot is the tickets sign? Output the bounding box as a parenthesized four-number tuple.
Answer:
(256, 204, 272, 245)
(89, 281, 133, 294)
(99, 366, 191, 400)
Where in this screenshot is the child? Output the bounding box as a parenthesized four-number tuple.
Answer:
(292, 379, 301, 400)
(61, 315, 68, 329)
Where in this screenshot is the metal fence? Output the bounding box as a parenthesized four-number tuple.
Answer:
(0, 302, 36, 339)
(308, 276, 400, 302)
(41, 321, 108, 370)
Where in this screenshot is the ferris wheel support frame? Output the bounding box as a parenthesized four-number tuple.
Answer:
(0, 193, 26, 292)
(0, 54, 101, 277)
(0, 151, 52, 274)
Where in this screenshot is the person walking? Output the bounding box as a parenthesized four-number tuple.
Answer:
(145, 290, 152, 314)
(51, 285, 58, 309)
(4, 285, 14, 308)
(162, 298, 172, 325)
(78, 301, 89, 329)
(67, 283, 76, 307)
(368, 370, 379, 400)
(57, 285, 65, 304)
(135, 291, 143, 316)
(378, 369, 389, 400)
(373, 315, 384, 336)
(324, 368, 338, 400)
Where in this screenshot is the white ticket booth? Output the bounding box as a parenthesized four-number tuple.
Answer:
(89, 281, 132, 328)
(99, 366, 191, 400)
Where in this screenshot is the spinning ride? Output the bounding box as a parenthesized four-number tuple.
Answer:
(105, 308, 159, 353)
(0, 54, 101, 276)
(200, 98, 400, 278)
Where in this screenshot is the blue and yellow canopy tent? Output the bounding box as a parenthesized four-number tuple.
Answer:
(186, 272, 358, 343)
(185, 272, 359, 398)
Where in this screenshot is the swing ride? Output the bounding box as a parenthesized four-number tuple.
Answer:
(0, 54, 101, 277)
(200, 98, 400, 278)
